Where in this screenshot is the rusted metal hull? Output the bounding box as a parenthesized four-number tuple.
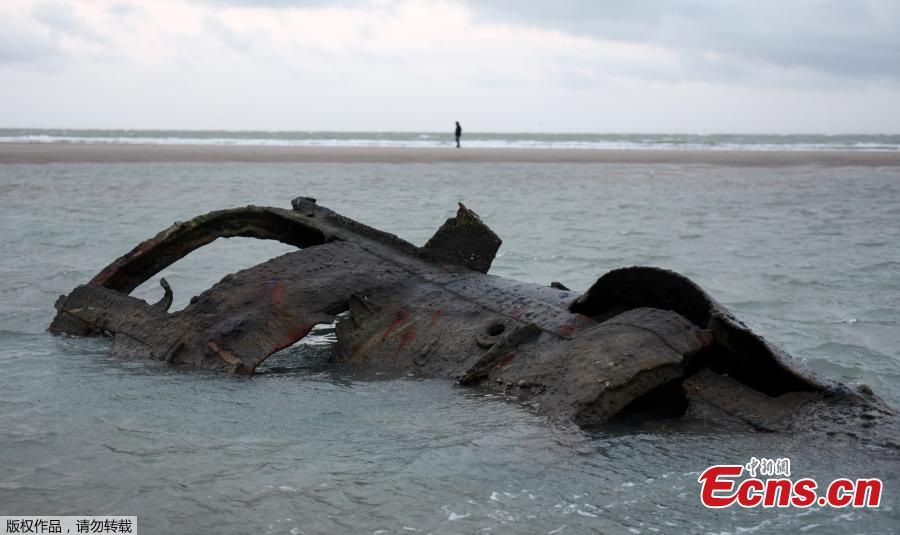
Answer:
(50, 197, 899, 444)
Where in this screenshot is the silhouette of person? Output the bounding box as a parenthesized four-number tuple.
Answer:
(455, 121, 462, 148)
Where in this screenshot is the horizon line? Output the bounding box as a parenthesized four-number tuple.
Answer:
(2, 127, 900, 137)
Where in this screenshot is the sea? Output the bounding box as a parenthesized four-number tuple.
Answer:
(1, 128, 900, 152)
(1, 134, 899, 533)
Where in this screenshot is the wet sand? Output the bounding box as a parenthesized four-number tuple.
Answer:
(1, 142, 899, 166)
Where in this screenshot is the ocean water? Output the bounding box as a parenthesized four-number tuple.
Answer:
(1, 161, 899, 533)
(2, 129, 900, 151)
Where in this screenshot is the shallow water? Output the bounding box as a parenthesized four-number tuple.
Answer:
(1, 162, 898, 533)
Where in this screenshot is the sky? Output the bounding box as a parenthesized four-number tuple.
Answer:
(1, 0, 899, 133)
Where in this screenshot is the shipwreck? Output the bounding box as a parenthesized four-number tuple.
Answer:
(50, 197, 898, 443)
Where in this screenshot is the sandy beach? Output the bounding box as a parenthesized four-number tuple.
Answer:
(2, 142, 899, 166)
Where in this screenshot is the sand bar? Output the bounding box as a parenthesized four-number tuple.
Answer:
(1, 142, 899, 166)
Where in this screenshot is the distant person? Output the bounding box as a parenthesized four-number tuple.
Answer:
(455, 121, 462, 148)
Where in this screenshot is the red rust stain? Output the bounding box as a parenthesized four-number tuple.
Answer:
(207, 340, 242, 366)
(270, 323, 315, 353)
(497, 353, 516, 368)
(559, 314, 594, 337)
(257, 279, 286, 311)
(273, 281, 286, 310)
(696, 330, 713, 347)
(92, 232, 189, 286)
(288, 322, 313, 340)
(427, 310, 444, 331)
(124, 238, 157, 262)
(558, 322, 578, 337)
(264, 281, 284, 310)
(381, 307, 411, 341)
(508, 308, 523, 320)
(350, 335, 388, 362)
(397, 325, 417, 351)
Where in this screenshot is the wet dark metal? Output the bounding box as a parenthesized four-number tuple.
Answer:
(49, 197, 899, 445)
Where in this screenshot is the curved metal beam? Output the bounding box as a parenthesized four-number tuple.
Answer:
(89, 206, 330, 294)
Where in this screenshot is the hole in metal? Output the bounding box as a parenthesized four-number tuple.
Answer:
(487, 322, 506, 336)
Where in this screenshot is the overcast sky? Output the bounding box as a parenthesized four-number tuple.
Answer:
(1, 0, 899, 133)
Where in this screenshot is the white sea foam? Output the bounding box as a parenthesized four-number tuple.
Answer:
(1, 129, 898, 151)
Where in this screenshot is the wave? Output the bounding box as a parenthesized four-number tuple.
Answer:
(1, 129, 899, 151)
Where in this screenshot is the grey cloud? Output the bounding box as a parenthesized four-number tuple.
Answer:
(33, 0, 107, 43)
(469, 0, 900, 80)
(0, 17, 62, 63)
(203, 16, 256, 53)
(105, 2, 141, 18)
